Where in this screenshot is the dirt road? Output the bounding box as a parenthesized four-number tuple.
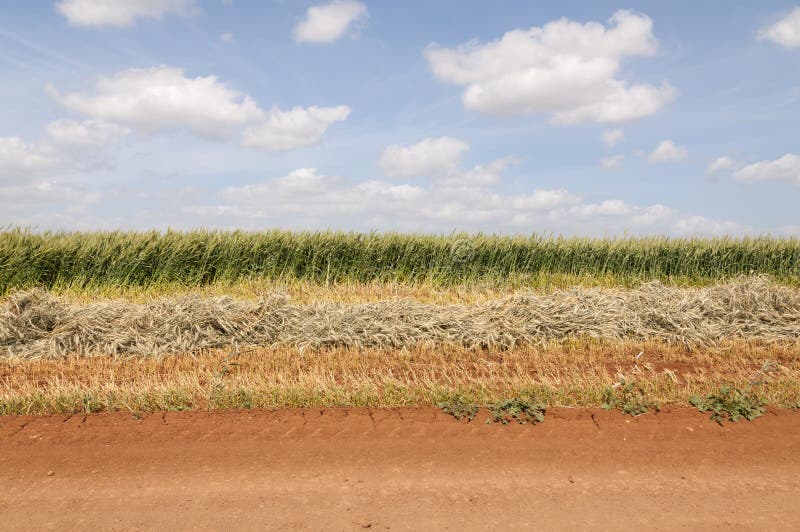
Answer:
(2, 407, 799, 530)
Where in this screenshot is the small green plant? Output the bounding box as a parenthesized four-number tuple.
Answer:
(437, 394, 479, 422)
(81, 393, 104, 414)
(487, 398, 545, 425)
(208, 354, 241, 407)
(601, 381, 653, 416)
(690, 385, 765, 425)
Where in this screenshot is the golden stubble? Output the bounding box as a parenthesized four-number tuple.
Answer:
(2, 340, 798, 414)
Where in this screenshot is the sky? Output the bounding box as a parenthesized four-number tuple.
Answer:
(0, 0, 799, 236)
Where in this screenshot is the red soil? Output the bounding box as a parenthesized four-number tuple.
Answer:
(2, 407, 800, 530)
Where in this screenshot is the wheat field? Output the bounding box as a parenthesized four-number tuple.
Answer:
(2, 229, 799, 293)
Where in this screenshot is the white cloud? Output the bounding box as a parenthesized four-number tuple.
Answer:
(241, 105, 351, 151)
(758, 7, 800, 48)
(379, 137, 515, 188)
(185, 163, 728, 235)
(774, 225, 800, 236)
(44, 119, 130, 148)
(672, 216, 747, 236)
(601, 128, 624, 147)
(1, 120, 128, 185)
(648, 140, 687, 163)
(48, 67, 348, 151)
(0, 180, 100, 207)
(187, 166, 581, 230)
(0, 136, 105, 222)
(438, 157, 513, 187)
(424, 10, 676, 123)
(184, 138, 738, 235)
(0, 184, 112, 237)
(562, 200, 673, 228)
(705, 156, 738, 175)
(293, 0, 368, 44)
(48, 66, 265, 139)
(56, 0, 193, 27)
(600, 154, 624, 169)
(0, 137, 60, 183)
(379, 137, 469, 178)
(220, 32, 234, 43)
(734, 153, 800, 185)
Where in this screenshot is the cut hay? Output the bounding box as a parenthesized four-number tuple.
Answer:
(1, 276, 799, 359)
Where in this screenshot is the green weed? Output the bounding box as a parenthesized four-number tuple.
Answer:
(602, 381, 654, 416)
(437, 394, 479, 422)
(487, 398, 546, 425)
(438, 396, 546, 424)
(690, 385, 766, 424)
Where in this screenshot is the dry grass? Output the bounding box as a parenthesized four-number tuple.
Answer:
(1, 341, 798, 414)
(2, 276, 799, 359)
(31, 272, 711, 305)
(41, 277, 529, 305)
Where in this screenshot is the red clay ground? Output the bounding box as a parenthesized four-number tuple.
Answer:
(2, 407, 800, 530)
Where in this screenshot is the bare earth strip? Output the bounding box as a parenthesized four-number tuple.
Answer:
(1, 407, 800, 530)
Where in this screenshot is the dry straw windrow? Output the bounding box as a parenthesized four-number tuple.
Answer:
(1, 276, 798, 359)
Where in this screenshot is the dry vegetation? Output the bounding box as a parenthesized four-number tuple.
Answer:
(1, 341, 798, 415)
(2, 276, 798, 359)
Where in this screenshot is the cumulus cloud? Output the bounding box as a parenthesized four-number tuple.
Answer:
(0, 180, 100, 207)
(48, 66, 265, 139)
(734, 153, 800, 185)
(672, 216, 747, 237)
(424, 10, 675, 123)
(47, 67, 349, 150)
(56, 0, 193, 27)
(185, 164, 725, 235)
(437, 157, 514, 187)
(186, 166, 579, 230)
(600, 154, 624, 169)
(220, 32, 234, 43)
(601, 129, 624, 147)
(561, 200, 673, 229)
(379, 137, 516, 188)
(183, 138, 738, 235)
(379, 137, 469, 178)
(1, 119, 128, 184)
(648, 140, 686, 163)
(293, 0, 368, 43)
(706, 156, 738, 175)
(0, 137, 60, 184)
(241, 105, 351, 151)
(0, 122, 121, 225)
(44, 119, 130, 148)
(758, 7, 800, 48)
(0, 183, 123, 231)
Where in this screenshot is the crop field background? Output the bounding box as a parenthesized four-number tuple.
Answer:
(2, 229, 800, 294)
(1, 228, 799, 416)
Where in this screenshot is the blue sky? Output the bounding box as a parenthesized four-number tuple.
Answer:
(1, 0, 799, 235)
